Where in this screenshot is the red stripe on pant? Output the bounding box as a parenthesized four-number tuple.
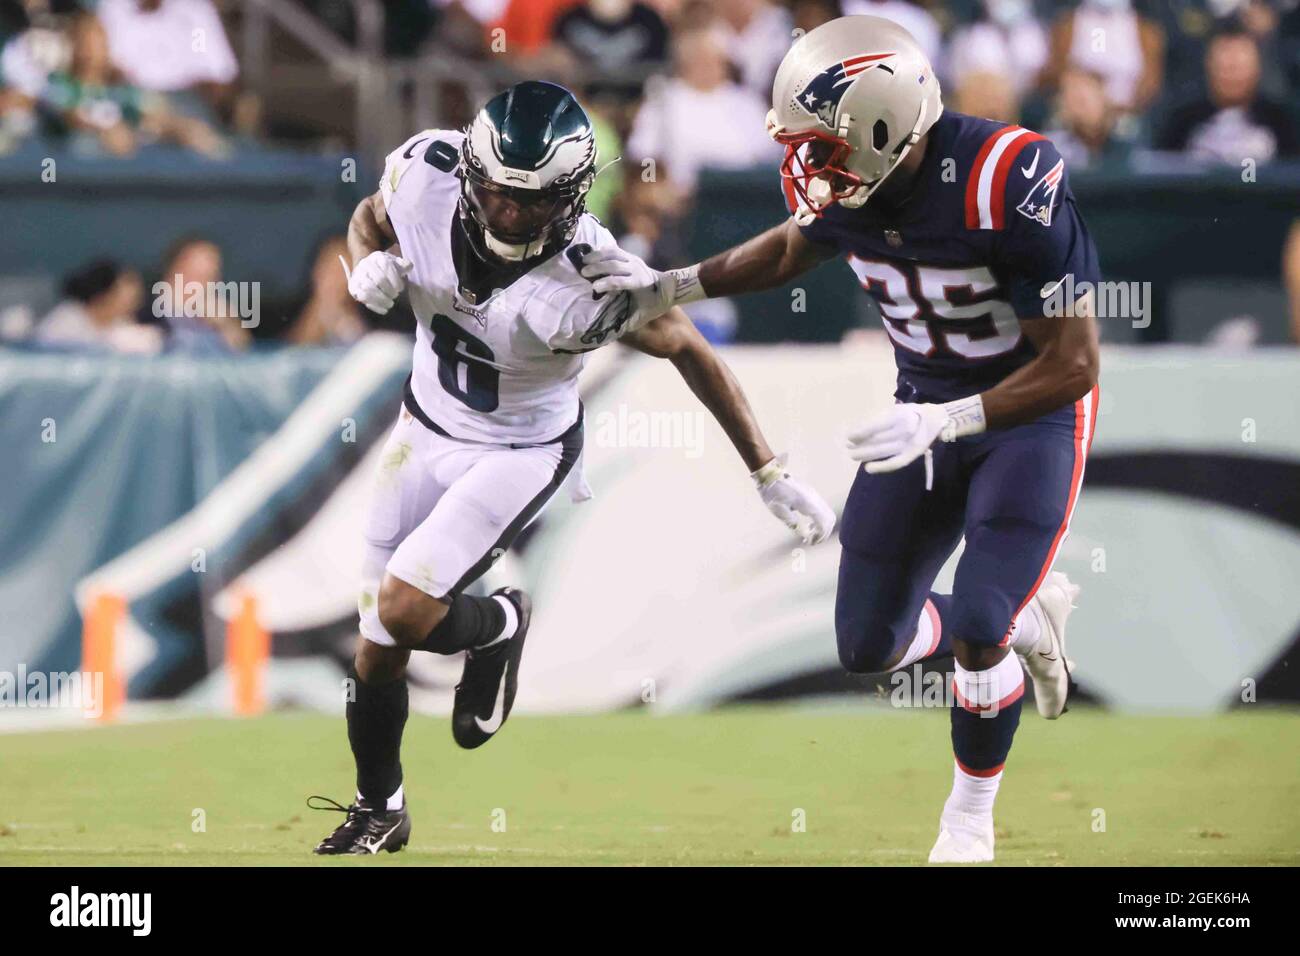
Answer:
(955, 756, 1005, 778)
(998, 387, 1098, 647)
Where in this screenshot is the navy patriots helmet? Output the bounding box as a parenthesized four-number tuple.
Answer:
(458, 81, 598, 263)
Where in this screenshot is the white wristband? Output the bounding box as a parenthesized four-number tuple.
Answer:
(939, 395, 986, 441)
(750, 453, 788, 488)
(666, 264, 706, 306)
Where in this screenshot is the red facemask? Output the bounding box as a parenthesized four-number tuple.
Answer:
(773, 127, 864, 218)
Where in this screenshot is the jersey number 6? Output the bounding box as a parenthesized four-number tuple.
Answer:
(429, 313, 500, 412)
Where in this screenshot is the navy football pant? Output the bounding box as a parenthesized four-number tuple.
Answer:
(835, 390, 1097, 772)
(836, 390, 1096, 666)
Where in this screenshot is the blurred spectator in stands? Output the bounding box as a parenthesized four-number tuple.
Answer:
(489, 0, 581, 56)
(0, 8, 69, 98)
(626, 25, 777, 200)
(952, 69, 1020, 123)
(1149, 0, 1218, 95)
(842, 0, 941, 64)
(714, 0, 792, 101)
(36, 258, 160, 353)
(285, 236, 366, 346)
(1044, 66, 1133, 170)
(947, 0, 1048, 100)
(622, 24, 777, 338)
(96, 0, 255, 131)
(1280, 0, 1300, 91)
(0, 1, 74, 147)
(155, 236, 250, 353)
(41, 12, 227, 157)
(1156, 26, 1298, 164)
(1041, 0, 1165, 114)
(1158, 1, 1289, 100)
(1285, 219, 1300, 345)
(552, 0, 670, 103)
(790, 0, 844, 35)
(425, 0, 508, 55)
(582, 96, 626, 221)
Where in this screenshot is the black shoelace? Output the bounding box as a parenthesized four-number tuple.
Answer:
(308, 795, 378, 844)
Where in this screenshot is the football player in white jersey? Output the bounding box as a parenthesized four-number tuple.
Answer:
(312, 81, 835, 854)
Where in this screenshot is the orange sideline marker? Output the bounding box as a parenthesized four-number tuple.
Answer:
(227, 592, 269, 716)
(82, 592, 125, 722)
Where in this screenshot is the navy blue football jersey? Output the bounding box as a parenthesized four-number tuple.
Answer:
(794, 111, 1101, 403)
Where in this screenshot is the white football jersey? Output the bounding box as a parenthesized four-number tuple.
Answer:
(379, 128, 653, 445)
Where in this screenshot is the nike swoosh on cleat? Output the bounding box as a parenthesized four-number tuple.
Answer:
(1021, 148, 1040, 178)
(474, 675, 508, 735)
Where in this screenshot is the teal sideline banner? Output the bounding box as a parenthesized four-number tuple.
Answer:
(1, 339, 1297, 715)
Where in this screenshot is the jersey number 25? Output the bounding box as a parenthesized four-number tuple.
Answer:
(848, 257, 1022, 359)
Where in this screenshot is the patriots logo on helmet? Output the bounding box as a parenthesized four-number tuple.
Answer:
(795, 53, 897, 128)
(1017, 157, 1065, 227)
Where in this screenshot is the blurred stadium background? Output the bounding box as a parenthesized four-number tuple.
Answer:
(0, 0, 1298, 863)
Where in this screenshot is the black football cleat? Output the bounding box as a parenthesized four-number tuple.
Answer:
(309, 795, 411, 855)
(452, 587, 531, 750)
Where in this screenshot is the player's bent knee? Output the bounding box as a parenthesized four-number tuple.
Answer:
(355, 636, 410, 684)
(834, 604, 902, 674)
(949, 596, 1011, 649)
(950, 637, 1009, 671)
(377, 574, 448, 648)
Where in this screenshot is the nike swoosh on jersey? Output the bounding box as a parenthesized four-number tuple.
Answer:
(1021, 149, 1040, 178)
(474, 676, 508, 734)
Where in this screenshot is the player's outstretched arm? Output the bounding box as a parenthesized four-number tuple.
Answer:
(696, 218, 839, 297)
(622, 307, 835, 545)
(580, 219, 836, 318)
(341, 191, 412, 314)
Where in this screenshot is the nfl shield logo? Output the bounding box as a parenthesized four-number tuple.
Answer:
(884, 229, 903, 248)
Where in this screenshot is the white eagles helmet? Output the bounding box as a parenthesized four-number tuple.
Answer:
(459, 80, 598, 262)
(768, 15, 943, 223)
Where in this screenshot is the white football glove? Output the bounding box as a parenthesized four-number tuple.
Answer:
(339, 251, 413, 314)
(578, 248, 705, 320)
(752, 455, 836, 545)
(846, 396, 986, 473)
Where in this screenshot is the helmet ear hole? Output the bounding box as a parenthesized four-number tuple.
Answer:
(872, 119, 890, 153)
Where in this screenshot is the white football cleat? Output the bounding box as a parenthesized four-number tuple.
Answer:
(928, 814, 995, 863)
(1019, 571, 1080, 719)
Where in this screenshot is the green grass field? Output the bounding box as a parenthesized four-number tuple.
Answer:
(1, 706, 1297, 865)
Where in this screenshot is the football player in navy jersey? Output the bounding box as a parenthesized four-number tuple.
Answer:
(581, 15, 1101, 862)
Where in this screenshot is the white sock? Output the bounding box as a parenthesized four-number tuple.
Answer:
(891, 598, 943, 671)
(477, 595, 518, 649)
(942, 762, 1001, 826)
(357, 785, 404, 811)
(1009, 599, 1044, 655)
